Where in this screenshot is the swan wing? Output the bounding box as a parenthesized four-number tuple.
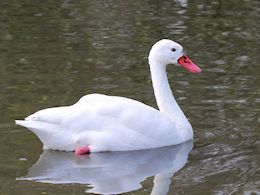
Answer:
(16, 94, 181, 151)
(22, 94, 174, 133)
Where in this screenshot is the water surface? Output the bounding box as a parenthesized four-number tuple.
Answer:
(0, 0, 259, 194)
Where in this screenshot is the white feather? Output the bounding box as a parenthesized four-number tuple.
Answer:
(16, 39, 198, 152)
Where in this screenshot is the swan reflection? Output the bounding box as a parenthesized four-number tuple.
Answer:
(18, 141, 193, 194)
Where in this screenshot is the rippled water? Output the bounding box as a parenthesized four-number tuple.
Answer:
(0, 0, 259, 194)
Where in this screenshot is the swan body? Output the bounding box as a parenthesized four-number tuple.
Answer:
(16, 39, 201, 153)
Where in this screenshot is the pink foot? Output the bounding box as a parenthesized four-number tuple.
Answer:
(75, 146, 90, 155)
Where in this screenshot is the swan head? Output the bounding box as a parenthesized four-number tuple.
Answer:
(148, 39, 201, 73)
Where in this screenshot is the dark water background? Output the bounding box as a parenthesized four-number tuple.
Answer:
(0, 0, 259, 194)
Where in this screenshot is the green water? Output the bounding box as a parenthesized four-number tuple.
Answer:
(0, 0, 259, 194)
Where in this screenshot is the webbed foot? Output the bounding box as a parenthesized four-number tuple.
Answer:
(75, 146, 90, 155)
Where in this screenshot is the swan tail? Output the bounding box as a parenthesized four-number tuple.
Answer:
(15, 120, 66, 150)
(15, 120, 59, 132)
(15, 120, 36, 129)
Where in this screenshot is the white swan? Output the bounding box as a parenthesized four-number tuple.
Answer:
(15, 39, 201, 154)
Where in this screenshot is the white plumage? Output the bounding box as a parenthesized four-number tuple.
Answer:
(16, 39, 201, 152)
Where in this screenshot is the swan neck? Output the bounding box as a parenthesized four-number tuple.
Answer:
(149, 61, 188, 125)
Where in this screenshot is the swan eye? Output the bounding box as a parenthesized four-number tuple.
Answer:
(171, 48, 176, 52)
